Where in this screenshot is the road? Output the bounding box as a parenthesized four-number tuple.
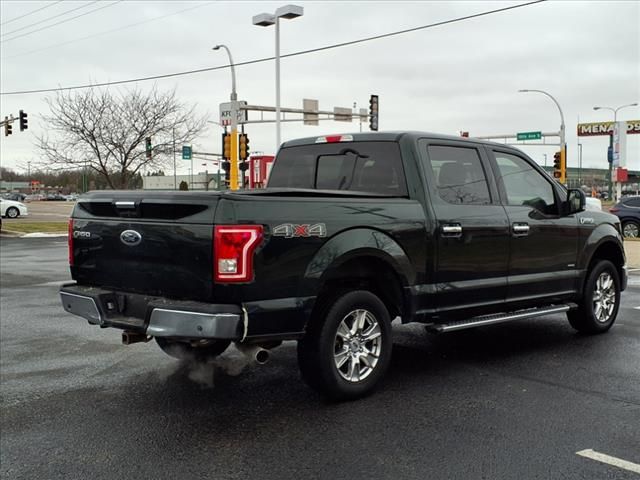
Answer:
(1, 237, 639, 480)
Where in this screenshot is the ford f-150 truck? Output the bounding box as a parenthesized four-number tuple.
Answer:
(60, 132, 627, 399)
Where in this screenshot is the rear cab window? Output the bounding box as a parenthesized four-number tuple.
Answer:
(268, 141, 408, 196)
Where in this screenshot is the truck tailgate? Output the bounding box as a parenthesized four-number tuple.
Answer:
(70, 192, 220, 300)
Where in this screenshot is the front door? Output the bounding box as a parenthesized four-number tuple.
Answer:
(487, 148, 579, 303)
(420, 140, 510, 314)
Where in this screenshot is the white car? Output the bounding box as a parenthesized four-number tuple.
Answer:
(0, 198, 29, 218)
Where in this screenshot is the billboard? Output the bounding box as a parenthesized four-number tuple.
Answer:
(577, 120, 640, 136)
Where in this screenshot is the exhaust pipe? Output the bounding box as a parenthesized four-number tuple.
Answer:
(122, 331, 151, 345)
(236, 343, 270, 365)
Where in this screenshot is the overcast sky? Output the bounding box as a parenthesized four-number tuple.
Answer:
(1, 0, 638, 178)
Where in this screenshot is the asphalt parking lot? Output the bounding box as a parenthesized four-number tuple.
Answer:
(3, 200, 74, 223)
(1, 237, 639, 480)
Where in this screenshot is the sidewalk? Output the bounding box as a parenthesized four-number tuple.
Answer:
(625, 240, 640, 269)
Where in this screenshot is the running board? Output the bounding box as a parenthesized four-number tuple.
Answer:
(425, 304, 576, 334)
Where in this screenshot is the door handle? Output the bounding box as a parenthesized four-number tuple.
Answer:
(512, 223, 530, 236)
(441, 224, 463, 238)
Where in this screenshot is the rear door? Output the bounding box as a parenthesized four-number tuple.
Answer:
(487, 148, 579, 302)
(419, 139, 510, 313)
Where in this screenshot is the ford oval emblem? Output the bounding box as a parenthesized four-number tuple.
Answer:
(120, 229, 142, 247)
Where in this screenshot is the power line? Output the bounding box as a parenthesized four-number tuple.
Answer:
(0, 0, 546, 96)
(0, 0, 64, 26)
(1, 1, 101, 38)
(2, 1, 123, 43)
(2, 1, 216, 60)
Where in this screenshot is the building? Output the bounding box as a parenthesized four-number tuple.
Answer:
(142, 172, 222, 191)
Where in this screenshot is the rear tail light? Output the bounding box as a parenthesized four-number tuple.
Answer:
(610, 208, 619, 214)
(68, 219, 74, 266)
(214, 225, 263, 283)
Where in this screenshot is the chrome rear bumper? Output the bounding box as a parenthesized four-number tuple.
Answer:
(60, 284, 244, 340)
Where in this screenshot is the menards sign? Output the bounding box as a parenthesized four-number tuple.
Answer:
(577, 120, 640, 136)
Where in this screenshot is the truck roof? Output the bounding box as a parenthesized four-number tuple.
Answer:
(281, 131, 508, 148)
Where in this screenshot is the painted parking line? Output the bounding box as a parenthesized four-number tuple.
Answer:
(576, 449, 640, 474)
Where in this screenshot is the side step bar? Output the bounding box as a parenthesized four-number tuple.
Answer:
(425, 304, 576, 334)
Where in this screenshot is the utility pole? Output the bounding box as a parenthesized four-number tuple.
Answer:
(172, 127, 177, 190)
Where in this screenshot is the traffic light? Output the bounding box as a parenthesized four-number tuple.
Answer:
(553, 151, 562, 178)
(221, 160, 231, 189)
(239, 133, 250, 160)
(369, 94, 379, 131)
(239, 161, 249, 172)
(19, 110, 28, 131)
(222, 133, 231, 159)
(145, 137, 152, 160)
(4, 117, 12, 136)
(552, 150, 566, 183)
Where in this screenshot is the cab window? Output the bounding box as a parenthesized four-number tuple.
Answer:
(493, 151, 557, 215)
(426, 145, 491, 205)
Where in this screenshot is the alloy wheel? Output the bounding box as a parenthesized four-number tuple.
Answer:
(333, 309, 382, 382)
(623, 222, 639, 238)
(593, 272, 616, 323)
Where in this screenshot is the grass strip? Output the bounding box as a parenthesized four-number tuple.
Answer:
(1, 221, 68, 234)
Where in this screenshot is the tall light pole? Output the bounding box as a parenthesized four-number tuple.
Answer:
(213, 44, 240, 190)
(519, 89, 566, 183)
(593, 102, 638, 200)
(253, 4, 304, 152)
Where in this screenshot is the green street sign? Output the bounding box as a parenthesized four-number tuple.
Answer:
(516, 131, 542, 141)
(182, 145, 192, 160)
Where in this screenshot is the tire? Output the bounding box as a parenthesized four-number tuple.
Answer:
(567, 260, 621, 334)
(297, 290, 392, 400)
(6, 207, 19, 219)
(622, 220, 639, 238)
(155, 338, 230, 362)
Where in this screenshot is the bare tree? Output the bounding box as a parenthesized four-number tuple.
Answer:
(36, 86, 207, 189)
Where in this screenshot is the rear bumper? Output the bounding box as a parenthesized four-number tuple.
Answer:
(60, 284, 245, 340)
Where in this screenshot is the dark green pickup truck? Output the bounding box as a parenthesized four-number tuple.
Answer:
(60, 132, 627, 399)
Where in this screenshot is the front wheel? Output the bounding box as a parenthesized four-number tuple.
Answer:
(568, 260, 621, 334)
(155, 338, 230, 362)
(6, 207, 19, 218)
(298, 290, 392, 400)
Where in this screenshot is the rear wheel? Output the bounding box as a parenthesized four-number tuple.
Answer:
(155, 338, 230, 362)
(6, 207, 19, 219)
(622, 220, 639, 238)
(568, 260, 620, 334)
(298, 290, 392, 400)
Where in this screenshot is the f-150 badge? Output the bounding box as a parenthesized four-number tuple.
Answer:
(273, 223, 327, 238)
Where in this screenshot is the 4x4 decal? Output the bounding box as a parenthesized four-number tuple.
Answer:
(273, 223, 327, 238)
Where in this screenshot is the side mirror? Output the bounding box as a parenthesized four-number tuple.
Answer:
(566, 188, 586, 215)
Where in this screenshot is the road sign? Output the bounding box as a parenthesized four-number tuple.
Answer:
(303, 99, 319, 126)
(333, 107, 352, 122)
(182, 145, 192, 160)
(516, 131, 542, 141)
(219, 101, 248, 126)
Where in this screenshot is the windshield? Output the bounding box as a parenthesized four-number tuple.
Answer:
(268, 141, 408, 196)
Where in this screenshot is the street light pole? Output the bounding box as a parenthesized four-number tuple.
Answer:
(253, 4, 304, 152)
(593, 102, 638, 201)
(213, 44, 240, 190)
(519, 89, 566, 183)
